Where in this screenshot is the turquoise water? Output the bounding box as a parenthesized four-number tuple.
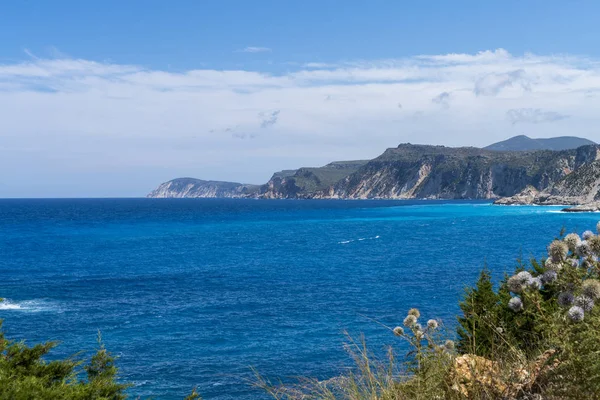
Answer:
(0, 199, 598, 399)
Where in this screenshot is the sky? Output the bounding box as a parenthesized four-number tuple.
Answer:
(2, 1, 600, 197)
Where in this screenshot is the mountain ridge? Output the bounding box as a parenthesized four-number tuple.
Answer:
(148, 140, 600, 202)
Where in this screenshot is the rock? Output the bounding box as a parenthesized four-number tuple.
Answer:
(494, 186, 539, 205)
(562, 202, 600, 212)
(448, 350, 557, 398)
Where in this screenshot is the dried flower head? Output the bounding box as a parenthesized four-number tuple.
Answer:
(403, 315, 417, 327)
(582, 279, 600, 301)
(548, 240, 569, 262)
(568, 306, 585, 322)
(558, 292, 575, 307)
(583, 230, 595, 240)
(408, 308, 420, 318)
(415, 330, 424, 340)
(508, 296, 524, 312)
(444, 340, 455, 351)
(570, 258, 580, 268)
(393, 326, 404, 336)
(427, 319, 438, 330)
(507, 271, 532, 293)
(575, 295, 595, 312)
(564, 233, 582, 251)
(529, 276, 542, 290)
(588, 235, 600, 255)
(577, 240, 592, 257)
(541, 270, 557, 284)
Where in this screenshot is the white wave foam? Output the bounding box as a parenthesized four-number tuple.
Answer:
(338, 235, 380, 244)
(0, 299, 54, 313)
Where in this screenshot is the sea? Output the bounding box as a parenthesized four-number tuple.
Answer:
(0, 198, 598, 399)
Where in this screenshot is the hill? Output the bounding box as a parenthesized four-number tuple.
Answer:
(484, 135, 595, 151)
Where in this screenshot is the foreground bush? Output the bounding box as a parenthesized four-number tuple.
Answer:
(0, 315, 200, 399)
(259, 223, 600, 399)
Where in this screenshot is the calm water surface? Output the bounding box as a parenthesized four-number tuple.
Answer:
(0, 199, 598, 398)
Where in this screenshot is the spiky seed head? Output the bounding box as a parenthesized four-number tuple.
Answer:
(507, 276, 525, 293)
(529, 276, 542, 290)
(444, 340, 455, 351)
(408, 308, 420, 318)
(548, 240, 569, 262)
(577, 240, 592, 257)
(403, 315, 417, 327)
(558, 292, 575, 307)
(575, 295, 595, 312)
(570, 258, 580, 268)
(508, 297, 524, 312)
(582, 279, 600, 301)
(588, 235, 600, 255)
(583, 230, 595, 240)
(568, 306, 585, 322)
(393, 326, 404, 336)
(541, 270, 557, 284)
(427, 319, 438, 330)
(415, 330, 424, 340)
(564, 233, 582, 252)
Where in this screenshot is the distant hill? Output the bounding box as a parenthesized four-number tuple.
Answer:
(485, 135, 595, 151)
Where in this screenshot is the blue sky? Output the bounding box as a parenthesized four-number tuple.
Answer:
(2, 1, 600, 197)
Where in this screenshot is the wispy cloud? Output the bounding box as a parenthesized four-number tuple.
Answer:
(259, 110, 280, 128)
(238, 46, 272, 53)
(506, 108, 570, 125)
(432, 92, 451, 108)
(1, 48, 600, 196)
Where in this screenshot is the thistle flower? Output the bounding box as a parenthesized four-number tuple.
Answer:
(541, 270, 557, 284)
(575, 295, 595, 312)
(558, 292, 575, 307)
(588, 235, 600, 255)
(568, 306, 585, 322)
(408, 308, 420, 318)
(444, 340, 455, 351)
(507, 271, 533, 293)
(564, 233, 582, 252)
(393, 326, 404, 336)
(414, 323, 422, 331)
(427, 319, 438, 330)
(583, 230, 595, 240)
(415, 330, 424, 340)
(582, 279, 600, 300)
(508, 296, 524, 312)
(403, 315, 417, 327)
(529, 276, 542, 290)
(570, 258, 579, 268)
(548, 240, 568, 262)
(577, 240, 592, 257)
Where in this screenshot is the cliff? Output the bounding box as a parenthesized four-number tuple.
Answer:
(148, 178, 259, 198)
(312, 144, 599, 200)
(148, 144, 600, 202)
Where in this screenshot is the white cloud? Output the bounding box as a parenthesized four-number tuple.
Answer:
(238, 46, 272, 53)
(1, 48, 600, 197)
(506, 108, 569, 125)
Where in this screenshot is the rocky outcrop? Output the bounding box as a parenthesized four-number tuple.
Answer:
(148, 178, 259, 198)
(485, 135, 595, 152)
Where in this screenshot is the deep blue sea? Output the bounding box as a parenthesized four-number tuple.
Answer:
(1, 199, 599, 399)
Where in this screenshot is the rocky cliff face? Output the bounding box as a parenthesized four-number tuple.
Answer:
(313, 144, 599, 200)
(148, 178, 259, 198)
(148, 144, 600, 202)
